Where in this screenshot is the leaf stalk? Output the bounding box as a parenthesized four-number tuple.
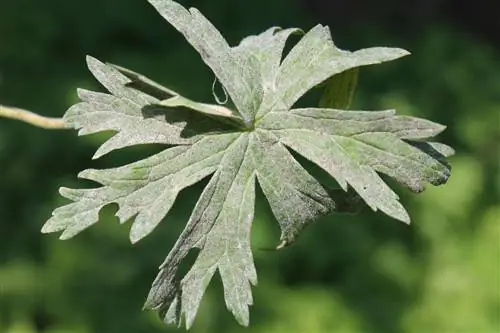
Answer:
(0, 105, 67, 129)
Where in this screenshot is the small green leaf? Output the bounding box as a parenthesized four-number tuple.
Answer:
(319, 68, 359, 109)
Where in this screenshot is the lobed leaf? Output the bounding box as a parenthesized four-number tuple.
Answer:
(43, 0, 453, 329)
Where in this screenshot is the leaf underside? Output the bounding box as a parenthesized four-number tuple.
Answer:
(43, 0, 453, 329)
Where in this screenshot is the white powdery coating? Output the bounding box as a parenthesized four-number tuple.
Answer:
(43, 0, 452, 329)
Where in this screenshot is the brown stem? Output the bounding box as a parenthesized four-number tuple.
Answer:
(0, 105, 67, 129)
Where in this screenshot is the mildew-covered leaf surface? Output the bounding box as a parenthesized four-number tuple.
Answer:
(43, 0, 453, 328)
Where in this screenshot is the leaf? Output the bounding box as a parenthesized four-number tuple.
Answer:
(319, 68, 359, 109)
(65, 57, 194, 159)
(110, 62, 243, 125)
(256, 25, 410, 118)
(43, 0, 453, 329)
(148, 0, 263, 124)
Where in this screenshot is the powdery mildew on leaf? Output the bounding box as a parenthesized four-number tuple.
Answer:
(43, 0, 453, 328)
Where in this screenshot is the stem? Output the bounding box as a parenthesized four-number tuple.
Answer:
(0, 105, 67, 129)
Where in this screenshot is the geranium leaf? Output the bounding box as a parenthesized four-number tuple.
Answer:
(43, 0, 453, 328)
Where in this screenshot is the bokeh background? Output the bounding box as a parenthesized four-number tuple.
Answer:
(1, 0, 499, 332)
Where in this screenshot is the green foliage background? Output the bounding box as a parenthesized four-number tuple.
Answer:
(0, 0, 498, 332)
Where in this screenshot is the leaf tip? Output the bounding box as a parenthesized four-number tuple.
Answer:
(91, 149, 106, 160)
(59, 232, 73, 241)
(234, 312, 250, 327)
(376, 47, 411, 62)
(437, 123, 447, 133)
(85, 55, 99, 68)
(58, 186, 70, 196)
(444, 146, 455, 157)
(129, 231, 143, 245)
(275, 238, 293, 250)
(397, 210, 411, 225)
(77, 169, 92, 180)
(142, 298, 154, 311)
(40, 222, 54, 234)
(400, 49, 411, 56)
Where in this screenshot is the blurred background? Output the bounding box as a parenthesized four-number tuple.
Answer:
(0, 0, 498, 332)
